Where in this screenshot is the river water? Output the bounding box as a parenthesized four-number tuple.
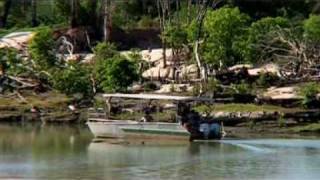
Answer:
(0, 124, 319, 180)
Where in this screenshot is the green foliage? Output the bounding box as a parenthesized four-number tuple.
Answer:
(51, 64, 92, 96)
(299, 82, 320, 108)
(0, 48, 23, 75)
(202, 7, 250, 66)
(231, 81, 253, 95)
(93, 42, 118, 61)
(256, 73, 279, 88)
(278, 113, 286, 127)
(163, 25, 188, 50)
(127, 48, 142, 62)
(304, 15, 320, 42)
(243, 17, 290, 63)
(192, 83, 201, 96)
(143, 82, 158, 92)
(203, 78, 222, 96)
(29, 27, 56, 70)
(95, 56, 139, 92)
(138, 16, 158, 29)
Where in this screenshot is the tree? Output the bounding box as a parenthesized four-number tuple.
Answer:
(0, 0, 12, 28)
(202, 7, 250, 67)
(157, 0, 171, 68)
(304, 15, 320, 42)
(103, 0, 112, 42)
(31, 0, 37, 27)
(193, 0, 216, 81)
(70, 0, 80, 28)
(242, 17, 290, 63)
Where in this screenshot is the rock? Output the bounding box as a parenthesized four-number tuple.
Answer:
(228, 64, 253, 71)
(155, 84, 193, 93)
(263, 86, 302, 100)
(121, 48, 173, 64)
(0, 32, 34, 50)
(81, 53, 95, 63)
(129, 84, 144, 92)
(248, 63, 280, 76)
(180, 64, 198, 79)
(142, 64, 174, 80)
(66, 54, 81, 62)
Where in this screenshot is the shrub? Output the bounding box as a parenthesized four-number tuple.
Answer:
(299, 82, 320, 108)
(52, 65, 92, 96)
(256, 73, 279, 88)
(29, 27, 56, 70)
(231, 81, 256, 103)
(203, 78, 222, 96)
(95, 56, 139, 92)
(93, 42, 118, 61)
(143, 82, 158, 92)
(0, 48, 21, 75)
(304, 15, 320, 42)
(231, 81, 253, 95)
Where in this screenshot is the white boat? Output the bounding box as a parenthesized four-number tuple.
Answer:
(87, 120, 138, 138)
(87, 93, 222, 141)
(87, 120, 189, 139)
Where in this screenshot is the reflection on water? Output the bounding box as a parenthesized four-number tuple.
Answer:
(0, 124, 319, 179)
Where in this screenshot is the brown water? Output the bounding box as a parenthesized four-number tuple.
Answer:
(0, 124, 319, 180)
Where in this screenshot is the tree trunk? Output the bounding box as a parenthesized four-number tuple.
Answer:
(194, 0, 211, 79)
(0, 0, 12, 28)
(103, 0, 111, 42)
(31, 0, 38, 27)
(187, 0, 192, 24)
(157, 0, 171, 68)
(70, 0, 79, 28)
(88, 0, 98, 31)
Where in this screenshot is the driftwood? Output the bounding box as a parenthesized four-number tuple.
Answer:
(259, 27, 320, 80)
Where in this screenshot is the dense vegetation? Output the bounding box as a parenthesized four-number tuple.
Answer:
(1, 0, 320, 110)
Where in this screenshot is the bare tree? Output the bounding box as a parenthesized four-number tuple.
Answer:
(0, 0, 12, 28)
(259, 27, 320, 80)
(193, 0, 221, 94)
(157, 0, 171, 68)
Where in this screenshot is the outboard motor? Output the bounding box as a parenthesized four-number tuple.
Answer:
(199, 122, 222, 140)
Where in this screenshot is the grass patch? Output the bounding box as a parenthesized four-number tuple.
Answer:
(194, 103, 304, 113)
(291, 123, 320, 133)
(0, 91, 71, 111)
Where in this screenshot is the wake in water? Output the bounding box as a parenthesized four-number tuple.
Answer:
(218, 139, 320, 153)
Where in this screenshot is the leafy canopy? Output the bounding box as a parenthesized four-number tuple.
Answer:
(202, 7, 250, 67)
(304, 15, 320, 42)
(243, 17, 290, 63)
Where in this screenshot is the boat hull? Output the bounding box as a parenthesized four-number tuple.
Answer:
(87, 120, 189, 140)
(87, 120, 137, 138)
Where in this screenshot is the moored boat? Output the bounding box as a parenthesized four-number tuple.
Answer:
(87, 94, 224, 141)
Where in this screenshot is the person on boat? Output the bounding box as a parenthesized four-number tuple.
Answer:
(178, 103, 202, 141)
(178, 102, 222, 141)
(140, 107, 154, 122)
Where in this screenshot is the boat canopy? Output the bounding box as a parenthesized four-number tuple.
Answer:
(102, 93, 214, 102)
